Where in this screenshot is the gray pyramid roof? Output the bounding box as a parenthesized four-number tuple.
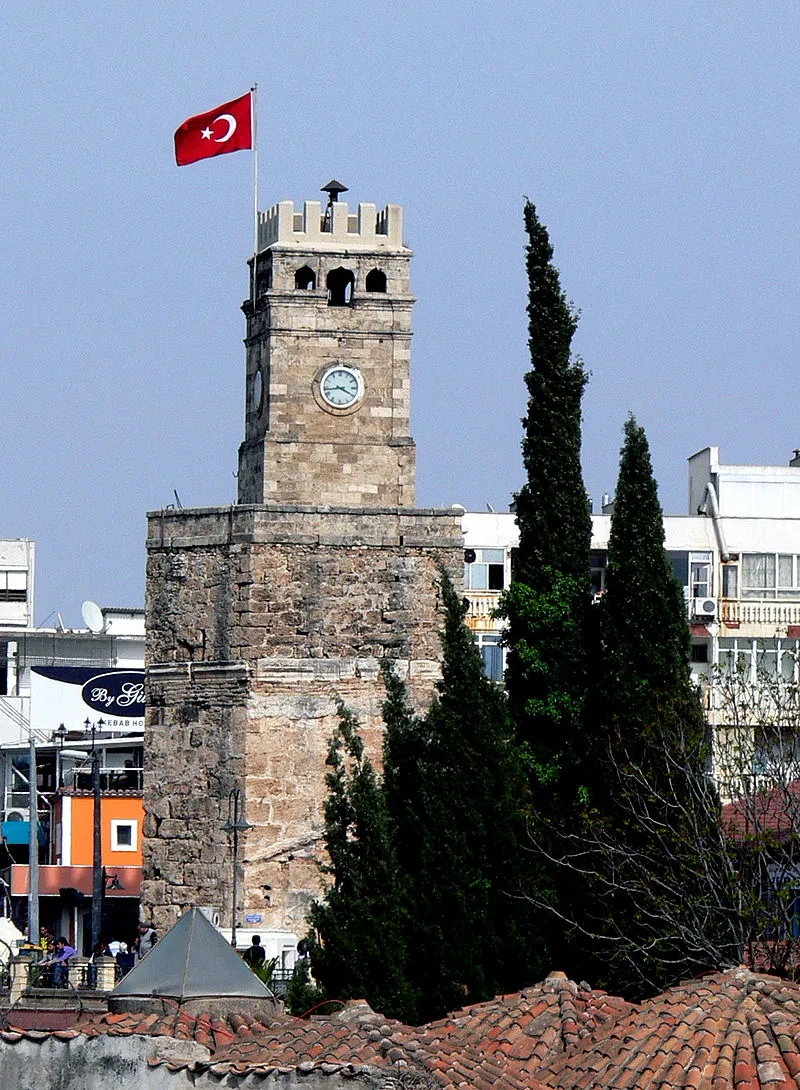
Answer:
(111, 907, 273, 1001)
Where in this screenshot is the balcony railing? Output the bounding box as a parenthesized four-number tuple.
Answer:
(720, 600, 800, 628)
(464, 591, 502, 630)
(16, 954, 118, 994)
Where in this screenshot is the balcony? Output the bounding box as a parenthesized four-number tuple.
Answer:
(720, 601, 800, 629)
(464, 591, 502, 632)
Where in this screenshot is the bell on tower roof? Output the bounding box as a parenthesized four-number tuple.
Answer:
(321, 179, 348, 201)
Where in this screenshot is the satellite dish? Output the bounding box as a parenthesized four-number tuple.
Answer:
(81, 600, 104, 634)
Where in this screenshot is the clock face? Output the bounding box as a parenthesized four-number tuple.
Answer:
(320, 365, 363, 409)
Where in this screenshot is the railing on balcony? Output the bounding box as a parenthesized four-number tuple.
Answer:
(720, 600, 800, 627)
(71, 766, 144, 792)
(20, 954, 118, 993)
(464, 591, 502, 630)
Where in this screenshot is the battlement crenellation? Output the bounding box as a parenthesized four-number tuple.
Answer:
(258, 199, 405, 251)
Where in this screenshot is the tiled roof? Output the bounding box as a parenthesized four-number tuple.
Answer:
(2, 972, 629, 1086)
(721, 780, 800, 838)
(415, 971, 631, 1088)
(543, 966, 800, 1090)
(20, 968, 800, 1089)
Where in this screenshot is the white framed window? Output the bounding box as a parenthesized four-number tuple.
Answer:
(464, 549, 506, 591)
(690, 553, 712, 598)
(0, 571, 27, 603)
(742, 554, 800, 600)
(722, 563, 739, 599)
(474, 633, 504, 682)
(110, 819, 138, 852)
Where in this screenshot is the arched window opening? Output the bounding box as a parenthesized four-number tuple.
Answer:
(254, 259, 272, 297)
(365, 268, 387, 293)
(295, 266, 316, 291)
(326, 267, 355, 307)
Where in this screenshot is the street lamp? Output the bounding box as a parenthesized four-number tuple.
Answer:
(84, 717, 105, 951)
(222, 787, 251, 949)
(54, 723, 67, 788)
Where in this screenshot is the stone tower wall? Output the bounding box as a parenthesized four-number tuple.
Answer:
(143, 504, 462, 934)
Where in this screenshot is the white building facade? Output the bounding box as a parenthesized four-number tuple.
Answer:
(462, 446, 800, 796)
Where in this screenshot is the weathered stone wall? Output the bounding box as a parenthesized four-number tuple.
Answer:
(143, 504, 462, 934)
(0, 1036, 409, 1090)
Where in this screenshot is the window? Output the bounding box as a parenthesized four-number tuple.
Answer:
(365, 269, 387, 292)
(295, 265, 315, 290)
(111, 819, 138, 852)
(667, 551, 689, 588)
(691, 643, 709, 664)
(722, 564, 739, 599)
(742, 554, 800, 599)
(690, 555, 711, 598)
(0, 572, 27, 603)
(590, 552, 606, 596)
(717, 636, 799, 684)
(475, 633, 503, 682)
(464, 549, 505, 591)
(326, 267, 354, 307)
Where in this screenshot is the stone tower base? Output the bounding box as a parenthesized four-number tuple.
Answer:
(142, 504, 462, 935)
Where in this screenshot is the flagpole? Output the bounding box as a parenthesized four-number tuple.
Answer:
(251, 83, 258, 304)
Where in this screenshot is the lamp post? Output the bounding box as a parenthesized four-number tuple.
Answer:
(54, 723, 67, 789)
(222, 787, 251, 950)
(84, 717, 105, 952)
(27, 730, 38, 944)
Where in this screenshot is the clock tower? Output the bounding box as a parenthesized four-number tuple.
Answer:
(237, 186, 416, 507)
(143, 187, 462, 938)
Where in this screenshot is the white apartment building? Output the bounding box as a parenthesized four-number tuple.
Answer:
(462, 446, 800, 793)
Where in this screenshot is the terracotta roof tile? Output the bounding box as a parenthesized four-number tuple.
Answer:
(544, 968, 800, 1090)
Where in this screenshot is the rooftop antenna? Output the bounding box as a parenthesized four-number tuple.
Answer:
(322, 179, 348, 229)
(173, 489, 183, 510)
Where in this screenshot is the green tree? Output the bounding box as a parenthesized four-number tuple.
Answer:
(589, 416, 729, 995)
(499, 201, 593, 799)
(599, 416, 705, 764)
(513, 200, 590, 590)
(383, 570, 538, 1023)
(307, 701, 413, 1019)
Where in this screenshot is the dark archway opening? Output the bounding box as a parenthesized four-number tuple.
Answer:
(295, 266, 316, 290)
(365, 268, 387, 293)
(326, 267, 355, 307)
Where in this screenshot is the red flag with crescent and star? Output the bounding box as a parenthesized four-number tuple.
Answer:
(174, 92, 252, 166)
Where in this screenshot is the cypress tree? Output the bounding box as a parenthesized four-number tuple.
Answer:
(382, 570, 538, 1023)
(513, 201, 590, 589)
(592, 416, 729, 996)
(500, 201, 592, 798)
(307, 701, 413, 1020)
(600, 416, 705, 761)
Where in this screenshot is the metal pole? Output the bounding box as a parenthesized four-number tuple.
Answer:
(223, 787, 250, 950)
(231, 815, 239, 950)
(91, 725, 102, 952)
(27, 732, 38, 944)
(251, 83, 258, 304)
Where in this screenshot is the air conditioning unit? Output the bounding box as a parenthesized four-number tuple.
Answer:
(4, 808, 29, 823)
(692, 598, 717, 620)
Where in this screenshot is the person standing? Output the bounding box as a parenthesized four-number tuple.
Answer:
(242, 935, 265, 970)
(136, 922, 157, 958)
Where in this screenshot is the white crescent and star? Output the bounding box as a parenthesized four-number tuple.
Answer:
(200, 113, 237, 142)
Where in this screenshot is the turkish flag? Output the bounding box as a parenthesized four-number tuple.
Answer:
(174, 92, 252, 166)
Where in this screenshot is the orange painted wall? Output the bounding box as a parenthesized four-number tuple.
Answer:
(69, 796, 144, 867)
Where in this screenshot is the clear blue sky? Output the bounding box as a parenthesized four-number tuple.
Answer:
(3, 2, 800, 624)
